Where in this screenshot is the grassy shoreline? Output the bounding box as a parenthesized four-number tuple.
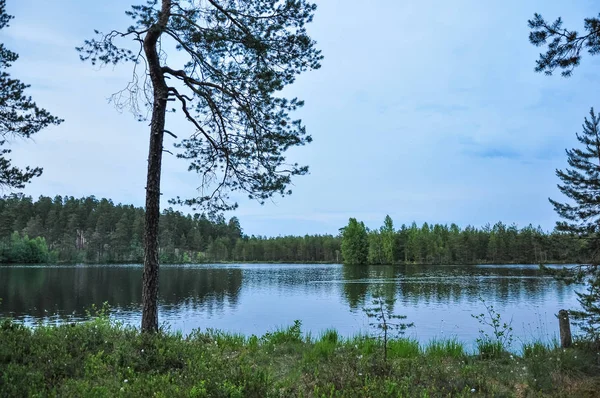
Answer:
(1, 316, 599, 397)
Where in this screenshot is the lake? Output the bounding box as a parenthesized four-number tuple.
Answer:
(0, 263, 582, 349)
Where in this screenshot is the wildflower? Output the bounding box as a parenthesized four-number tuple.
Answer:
(141, 349, 144, 353)
(124, 379, 128, 383)
(471, 388, 476, 393)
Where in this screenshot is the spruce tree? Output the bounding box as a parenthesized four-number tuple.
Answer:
(549, 108, 600, 340)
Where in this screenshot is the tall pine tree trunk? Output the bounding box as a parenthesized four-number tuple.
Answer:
(141, 0, 171, 333)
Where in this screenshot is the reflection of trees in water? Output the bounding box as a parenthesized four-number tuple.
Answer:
(0, 264, 576, 322)
(0, 266, 242, 319)
(341, 264, 574, 310)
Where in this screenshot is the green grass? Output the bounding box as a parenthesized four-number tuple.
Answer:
(1, 317, 600, 397)
(424, 338, 465, 359)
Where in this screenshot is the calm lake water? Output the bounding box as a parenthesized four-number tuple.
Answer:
(0, 263, 582, 348)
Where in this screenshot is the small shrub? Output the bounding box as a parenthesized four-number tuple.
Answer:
(472, 298, 513, 356)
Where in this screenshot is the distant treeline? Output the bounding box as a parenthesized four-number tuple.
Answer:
(0, 194, 587, 265)
(352, 217, 585, 265)
(0, 195, 339, 264)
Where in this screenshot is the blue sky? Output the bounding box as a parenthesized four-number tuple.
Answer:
(2, 0, 600, 236)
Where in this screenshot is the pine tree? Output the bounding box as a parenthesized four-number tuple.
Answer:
(529, 12, 600, 77)
(0, 0, 62, 188)
(78, 0, 322, 332)
(549, 108, 600, 340)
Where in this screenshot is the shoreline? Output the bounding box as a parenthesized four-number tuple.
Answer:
(1, 316, 598, 397)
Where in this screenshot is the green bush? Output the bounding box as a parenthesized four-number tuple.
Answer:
(0, 232, 50, 263)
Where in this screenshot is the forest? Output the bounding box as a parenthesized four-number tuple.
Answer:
(0, 194, 586, 265)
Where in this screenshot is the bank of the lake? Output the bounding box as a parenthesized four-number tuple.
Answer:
(1, 316, 599, 397)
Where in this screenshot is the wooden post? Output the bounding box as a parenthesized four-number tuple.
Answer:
(558, 309, 572, 348)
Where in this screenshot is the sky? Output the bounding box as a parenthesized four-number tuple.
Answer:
(2, 0, 600, 237)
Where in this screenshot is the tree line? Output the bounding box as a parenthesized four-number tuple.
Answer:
(0, 194, 586, 265)
(0, 194, 340, 264)
(340, 216, 585, 266)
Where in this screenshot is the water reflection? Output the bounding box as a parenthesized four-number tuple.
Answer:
(341, 264, 569, 310)
(0, 263, 581, 344)
(0, 265, 242, 319)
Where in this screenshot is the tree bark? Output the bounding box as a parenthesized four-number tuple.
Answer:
(141, 0, 171, 333)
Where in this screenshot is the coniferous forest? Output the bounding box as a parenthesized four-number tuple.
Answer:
(0, 194, 586, 265)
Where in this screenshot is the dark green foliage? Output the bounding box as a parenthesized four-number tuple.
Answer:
(546, 109, 600, 341)
(340, 218, 368, 265)
(368, 217, 582, 265)
(550, 109, 600, 236)
(0, 194, 243, 264)
(0, 194, 343, 264)
(0, 194, 588, 265)
(1, 317, 599, 397)
(0, 0, 62, 189)
(529, 12, 600, 77)
(0, 232, 50, 263)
